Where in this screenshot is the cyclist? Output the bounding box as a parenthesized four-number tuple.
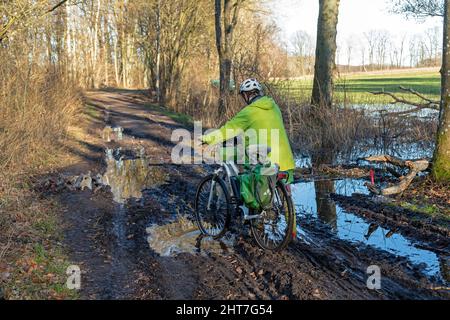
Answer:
(201, 78, 297, 239)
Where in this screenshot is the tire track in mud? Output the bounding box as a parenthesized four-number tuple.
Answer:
(58, 90, 449, 300)
(332, 194, 450, 249)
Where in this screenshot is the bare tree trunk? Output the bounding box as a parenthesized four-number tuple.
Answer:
(92, 0, 101, 88)
(215, 0, 241, 117)
(399, 35, 405, 68)
(113, 39, 120, 86)
(311, 0, 340, 166)
(311, 0, 340, 107)
(155, 0, 162, 104)
(103, 12, 110, 87)
(361, 47, 366, 72)
(121, 27, 127, 87)
(215, 0, 226, 116)
(66, 4, 73, 81)
(432, 0, 450, 182)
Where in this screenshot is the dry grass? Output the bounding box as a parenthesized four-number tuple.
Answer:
(0, 177, 78, 299)
(267, 83, 438, 165)
(289, 104, 370, 163)
(0, 58, 83, 299)
(0, 65, 82, 174)
(402, 177, 450, 217)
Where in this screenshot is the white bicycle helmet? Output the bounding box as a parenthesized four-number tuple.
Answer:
(239, 78, 263, 95)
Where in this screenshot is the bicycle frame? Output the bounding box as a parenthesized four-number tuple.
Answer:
(196, 146, 294, 250)
(207, 161, 239, 210)
(207, 160, 285, 222)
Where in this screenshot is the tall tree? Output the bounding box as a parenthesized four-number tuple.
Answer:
(0, 0, 70, 43)
(291, 30, 314, 75)
(432, 0, 450, 182)
(155, 0, 161, 104)
(311, 0, 340, 107)
(214, 0, 243, 116)
(310, 0, 340, 165)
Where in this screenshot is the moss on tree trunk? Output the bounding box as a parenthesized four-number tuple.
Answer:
(432, 0, 450, 183)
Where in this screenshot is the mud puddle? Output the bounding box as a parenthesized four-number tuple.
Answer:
(102, 147, 167, 203)
(146, 216, 235, 256)
(102, 141, 233, 257)
(102, 125, 125, 142)
(292, 178, 448, 283)
(94, 146, 168, 297)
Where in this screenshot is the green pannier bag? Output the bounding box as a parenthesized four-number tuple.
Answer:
(238, 164, 276, 210)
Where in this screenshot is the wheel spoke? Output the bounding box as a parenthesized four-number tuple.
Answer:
(252, 184, 293, 251)
(195, 176, 229, 238)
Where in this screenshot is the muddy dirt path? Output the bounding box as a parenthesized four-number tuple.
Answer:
(55, 89, 448, 300)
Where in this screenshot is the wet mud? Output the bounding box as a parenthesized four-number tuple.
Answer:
(52, 90, 449, 300)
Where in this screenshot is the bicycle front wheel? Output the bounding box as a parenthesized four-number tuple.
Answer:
(194, 175, 231, 239)
(250, 181, 294, 251)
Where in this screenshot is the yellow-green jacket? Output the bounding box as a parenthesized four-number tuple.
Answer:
(202, 96, 295, 172)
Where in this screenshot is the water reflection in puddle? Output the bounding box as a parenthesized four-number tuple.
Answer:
(101, 147, 235, 257)
(102, 148, 167, 203)
(146, 217, 235, 257)
(100, 147, 171, 261)
(102, 126, 124, 142)
(351, 103, 439, 118)
(292, 179, 446, 280)
(295, 141, 434, 169)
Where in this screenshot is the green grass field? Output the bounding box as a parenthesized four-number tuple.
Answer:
(274, 69, 441, 105)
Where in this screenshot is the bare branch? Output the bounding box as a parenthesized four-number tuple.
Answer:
(214, 0, 222, 55)
(0, 16, 16, 42)
(390, 0, 444, 18)
(363, 155, 430, 196)
(47, 0, 69, 13)
(369, 86, 440, 115)
(399, 85, 440, 104)
(0, 0, 70, 43)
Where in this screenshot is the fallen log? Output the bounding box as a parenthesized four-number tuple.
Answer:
(363, 155, 430, 196)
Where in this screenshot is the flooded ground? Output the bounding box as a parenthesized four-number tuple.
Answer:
(100, 142, 447, 285)
(146, 217, 236, 256)
(56, 90, 449, 300)
(102, 147, 167, 203)
(292, 178, 448, 283)
(295, 103, 438, 168)
(350, 103, 439, 119)
(100, 143, 235, 258)
(99, 123, 447, 289)
(295, 140, 435, 169)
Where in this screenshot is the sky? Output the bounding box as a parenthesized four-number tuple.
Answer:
(267, 0, 443, 66)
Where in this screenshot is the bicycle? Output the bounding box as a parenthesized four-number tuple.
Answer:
(194, 145, 295, 251)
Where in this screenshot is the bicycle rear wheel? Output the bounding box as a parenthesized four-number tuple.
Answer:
(250, 181, 294, 251)
(194, 175, 231, 239)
